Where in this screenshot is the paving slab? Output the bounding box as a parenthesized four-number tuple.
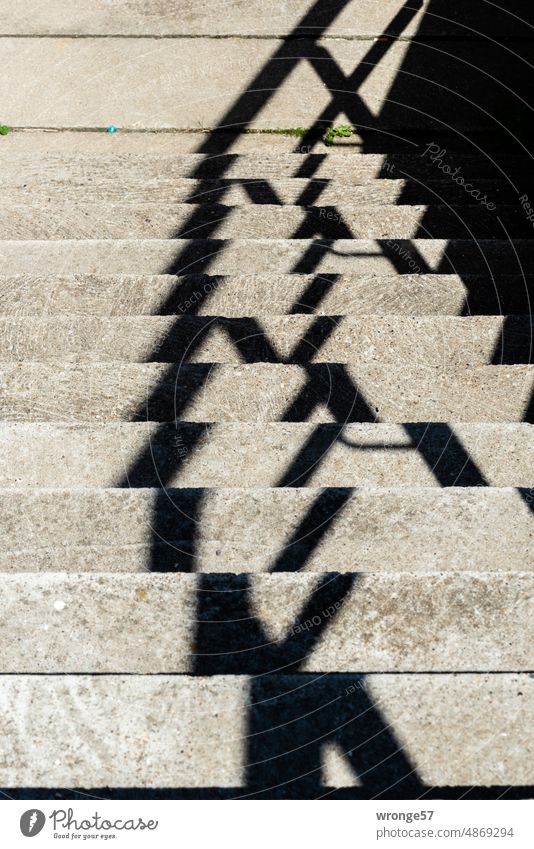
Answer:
(0, 129, 524, 154)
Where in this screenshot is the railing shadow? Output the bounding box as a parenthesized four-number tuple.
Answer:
(110, 0, 534, 798)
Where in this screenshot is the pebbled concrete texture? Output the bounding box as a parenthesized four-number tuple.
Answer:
(2, 152, 527, 182)
(0, 362, 531, 422)
(0, 0, 532, 797)
(2, 239, 534, 276)
(1, 673, 532, 788)
(0, 0, 526, 37)
(0, 273, 529, 316)
(0, 37, 527, 130)
(4, 203, 531, 240)
(0, 423, 531, 488)
(2, 179, 525, 205)
(0, 315, 528, 366)
(0, 572, 532, 672)
(0, 487, 531, 573)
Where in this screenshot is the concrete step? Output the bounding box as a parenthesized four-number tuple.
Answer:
(0, 273, 531, 316)
(1, 486, 531, 573)
(5, 203, 533, 240)
(3, 177, 529, 206)
(1, 38, 529, 132)
(2, 239, 534, 276)
(2, 0, 528, 37)
(1, 673, 531, 792)
(1, 422, 530, 488)
(2, 152, 529, 183)
(0, 572, 531, 672)
(0, 315, 529, 365)
(0, 362, 531, 422)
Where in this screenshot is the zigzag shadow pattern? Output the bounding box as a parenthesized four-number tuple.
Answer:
(104, 0, 534, 798)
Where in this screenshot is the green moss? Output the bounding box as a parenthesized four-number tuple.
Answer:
(323, 124, 354, 145)
(244, 128, 310, 138)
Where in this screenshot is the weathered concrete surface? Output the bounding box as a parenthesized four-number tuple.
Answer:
(1, 673, 532, 788)
(0, 273, 529, 316)
(0, 674, 247, 788)
(1, 152, 526, 182)
(0, 487, 531, 573)
(4, 203, 529, 240)
(1, 239, 533, 275)
(0, 573, 532, 671)
(0, 315, 528, 366)
(0, 129, 521, 154)
(0, 362, 531, 422)
(2, 179, 524, 205)
(1, 0, 525, 36)
(0, 38, 526, 130)
(0, 423, 530, 488)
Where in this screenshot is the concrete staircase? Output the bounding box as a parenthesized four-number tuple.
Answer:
(0, 0, 533, 798)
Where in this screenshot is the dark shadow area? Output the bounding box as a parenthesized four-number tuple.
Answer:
(245, 675, 422, 797)
(104, 0, 534, 797)
(192, 573, 356, 675)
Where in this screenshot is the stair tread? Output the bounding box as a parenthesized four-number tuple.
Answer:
(0, 273, 531, 315)
(0, 484, 531, 572)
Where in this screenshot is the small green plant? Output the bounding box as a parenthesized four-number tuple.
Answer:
(0, 125, 10, 136)
(323, 124, 353, 146)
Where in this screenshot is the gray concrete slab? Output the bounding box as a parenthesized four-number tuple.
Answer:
(0, 362, 530, 422)
(0, 273, 525, 316)
(1, 239, 533, 276)
(1, 673, 532, 788)
(1, 152, 525, 182)
(0, 422, 534, 487)
(0, 315, 527, 366)
(0, 129, 518, 154)
(0, 573, 532, 671)
(0, 1, 524, 37)
(0, 422, 530, 488)
(3, 203, 529, 240)
(0, 486, 531, 573)
(0, 38, 525, 130)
